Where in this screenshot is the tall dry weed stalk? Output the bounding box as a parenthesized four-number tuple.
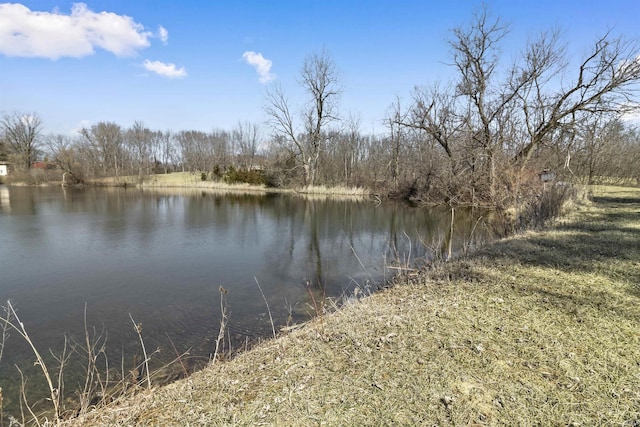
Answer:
(448, 206, 455, 260)
(0, 301, 183, 425)
(345, 231, 376, 284)
(212, 286, 229, 364)
(254, 278, 276, 339)
(16, 366, 38, 426)
(165, 333, 189, 379)
(50, 336, 70, 418)
(129, 314, 152, 390)
(417, 231, 447, 264)
(0, 305, 9, 364)
(70, 304, 111, 413)
(2, 301, 61, 422)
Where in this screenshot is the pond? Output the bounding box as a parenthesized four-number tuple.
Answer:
(0, 184, 493, 417)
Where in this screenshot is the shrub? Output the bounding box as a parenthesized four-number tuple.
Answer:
(224, 166, 266, 185)
(516, 184, 574, 230)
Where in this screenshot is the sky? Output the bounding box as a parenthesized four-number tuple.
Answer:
(1, 1, 639, 136)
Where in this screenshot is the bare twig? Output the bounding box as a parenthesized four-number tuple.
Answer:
(50, 335, 71, 418)
(212, 286, 229, 364)
(129, 314, 151, 390)
(4, 301, 60, 421)
(0, 304, 10, 364)
(68, 304, 110, 414)
(165, 333, 189, 378)
(305, 280, 320, 316)
(15, 365, 40, 427)
(254, 277, 276, 339)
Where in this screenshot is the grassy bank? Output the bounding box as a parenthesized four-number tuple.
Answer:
(66, 185, 639, 426)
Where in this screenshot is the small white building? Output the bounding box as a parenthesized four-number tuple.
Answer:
(0, 162, 8, 176)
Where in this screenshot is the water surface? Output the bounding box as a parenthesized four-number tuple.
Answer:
(0, 185, 489, 413)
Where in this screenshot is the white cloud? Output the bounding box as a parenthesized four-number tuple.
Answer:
(70, 119, 92, 135)
(621, 105, 640, 123)
(0, 2, 155, 59)
(143, 59, 187, 79)
(242, 51, 276, 83)
(158, 26, 169, 44)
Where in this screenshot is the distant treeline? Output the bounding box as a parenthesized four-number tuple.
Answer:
(2, 7, 639, 206)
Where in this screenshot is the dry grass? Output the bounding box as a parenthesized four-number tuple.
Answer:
(64, 185, 640, 426)
(88, 173, 377, 201)
(143, 173, 268, 192)
(293, 185, 370, 197)
(91, 172, 272, 192)
(89, 173, 373, 199)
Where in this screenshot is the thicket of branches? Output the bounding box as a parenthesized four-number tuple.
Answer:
(1, 7, 639, 204)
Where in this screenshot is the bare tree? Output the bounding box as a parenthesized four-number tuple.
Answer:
(448, 8, 509, 198)
(340, 112, 364, 185)
(386, 98, 407, 188)
(80, 122, 124, 179)
(47, 134, 84, 184)
(0, 137, 7, 161)
(1, 112, 42, 169)
(149, 130, 178, 174)
(265, 49, 341, 186)
(126, 121, 153, 182)
(397, 5, 640, 205)
(176, 130, 209, 173)
(514, 32, 640, 167)
(208, 129, 232, 175)
(569, 116, 637, 184)
(233, 121, 261, 169)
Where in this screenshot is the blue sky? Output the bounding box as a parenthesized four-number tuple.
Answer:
(1, 1, 639, 136)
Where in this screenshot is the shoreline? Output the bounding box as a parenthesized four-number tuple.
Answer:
(1, 172, 374, 198)
(1, 174, 503, 208)
(62, 184, 640, 425)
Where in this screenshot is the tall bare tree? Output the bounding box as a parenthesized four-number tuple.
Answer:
(1, 112, 42, 169)
(232, 121, 261, 169)
(149, 130, 178, 174)
(46, 134, 84, 183)
(514, 31, 640, 167)
(265, 49, 341, 186)
(126, 121, 153, 182)
(386, 98, 407, 189)
(80, 122, 124, 179)
(339, 112, 364, 185)
(449, 8, 509, 198)
(398, 5, 640, 205)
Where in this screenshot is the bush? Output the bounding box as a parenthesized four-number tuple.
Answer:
(224, 166, 266, 185)
(516, 184, 574, 230)
(263, 171, 283, 188)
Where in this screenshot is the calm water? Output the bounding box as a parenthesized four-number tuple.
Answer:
(0, 185, 490, 413)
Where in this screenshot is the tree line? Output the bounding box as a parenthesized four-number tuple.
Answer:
(1, 8, 639, 206)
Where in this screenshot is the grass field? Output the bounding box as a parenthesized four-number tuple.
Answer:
(66, 185, 640, 426)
